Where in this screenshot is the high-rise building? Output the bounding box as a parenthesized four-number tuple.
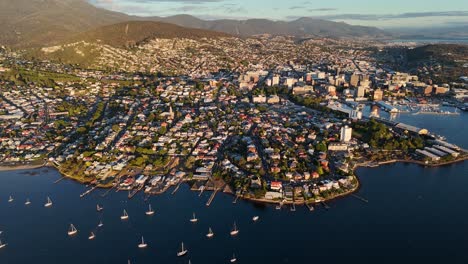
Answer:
(350, 74, 360, 87)
(373, 89, 383, 101)
(340, 126, 353, 143)
(356, 86, 366, 98)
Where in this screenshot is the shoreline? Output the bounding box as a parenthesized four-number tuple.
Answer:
(1, 156, 466, 206)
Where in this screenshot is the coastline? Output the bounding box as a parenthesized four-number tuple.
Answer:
(1, 155, 466, 206)
(0, 162, 47, 172)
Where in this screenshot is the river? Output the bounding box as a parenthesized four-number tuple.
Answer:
(0, 112, 467, 264)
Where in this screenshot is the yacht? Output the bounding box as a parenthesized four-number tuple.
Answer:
(252, 216, 259, 222)
(25, 198, 31, 205)
(206, 227, 214, 238)
(230, 222, 239, 236)
(8, 196, 13, 203)
(121, 209, 129, 220)
(96, 204, 104, 212)
(44, 197, 53, 207)
(88, 232, 95, 240)
(177, 242, 188, 257)
(145, 204, 155, 216)
(138, 236, 148, 248)
(0, 239, 6, 249)
(190, 213, 198, 223)
(230, 253, 237, 263)
(68, 224, 78, 236)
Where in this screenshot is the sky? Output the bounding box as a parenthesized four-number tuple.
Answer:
(88, 0, 468, 28)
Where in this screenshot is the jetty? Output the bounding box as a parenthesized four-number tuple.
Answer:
(54, 176, 66, 184)
(171, 182, 182, 195)
(321, 201, 330, 210)
(351, 194, 369, 203)
(128, 185, 144, 199)
(80, 186, 97, 198)
(206, 188, 219, 207)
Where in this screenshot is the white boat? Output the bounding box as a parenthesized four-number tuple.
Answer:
(189, 213, 198, 223)
(230, 222, 239, 236)
(206, 227, 214, 238)
(44, 197, 53, 207)
(98, 220, 104, 228)
(138, 236, 148, 248)
(121, 209, 129, 220)
(25, 198, 31, 205)
(0, 239, 6, 249)
(68, 224, 78, 236)
(8, 196, 13, 203)
(230, 253, 237, 263)
(88, 232, 95, 240)
(177, 242, 188, 257)
(145, 204, 155, 216)
(96, 204, 103, 212)
(252, 216, 259, 222)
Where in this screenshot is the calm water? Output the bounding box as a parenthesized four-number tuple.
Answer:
(0, 112, 467, 264)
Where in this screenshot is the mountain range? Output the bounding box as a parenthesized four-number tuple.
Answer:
(0, 0, 392, 48)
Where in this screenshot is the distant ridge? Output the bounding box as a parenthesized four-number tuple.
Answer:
(150, 15, 391, 39)
(0, 0, 391, 48)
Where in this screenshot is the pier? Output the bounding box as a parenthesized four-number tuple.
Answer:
(233, 195, 240, 204)
(321, 202, 330, 210)
(54, 176, 66, 184)
(198, 185, 205, 197)
(80, 186, 97, 198)
(128, 185, 144, 199)
(206, 188, 219, 207)
(171, 182, 182, 195)
(305, 202, 315, 211)
(351, 194, 369, 203)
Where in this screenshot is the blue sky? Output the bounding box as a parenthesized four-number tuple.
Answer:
(89, 0, 468, 28)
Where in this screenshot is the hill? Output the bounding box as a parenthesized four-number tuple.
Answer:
(70, 21, 230, 48)
(151, 15, 391, 39)
(0, 0, 131, 47)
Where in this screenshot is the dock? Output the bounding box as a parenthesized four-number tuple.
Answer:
(233, 195, 240, 204)
(171, 182, 182, 195)
(128, 185, 144, 199)
(206, 188, 219, 207)
(305, 202, 315, 211)
(101, 184, 116, 197)
(321, 201, 330, 210)
(351, 194, 369, 203)
(54, 176, 66, 184)
(80, 186, 97, 198)
(198, 185, 205, 197)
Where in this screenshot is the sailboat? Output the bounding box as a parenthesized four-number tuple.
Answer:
(252, 216, 259, 222)
(206, 227, 214, 238)
(88, 232, 95, 240)
(98, 220, 104, 228)
(230, 253, 237, 263)
(177, 242, 188, 257)
(44, 197, 53, 207)
(145, 204, 155, 216)
(189, 213, 198, 223)
(8, 196, 13, 203)
(138, 236, 148, 248)
(230, 222, 239, 236)
(68, 224, 78, 236)
(121, 209, 129, 220)
(25, 198, 31, 205)
(0, 239, 6, 249)
(96, 204, 104, 212)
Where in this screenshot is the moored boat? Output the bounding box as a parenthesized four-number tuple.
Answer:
(68, 224, 78, 236)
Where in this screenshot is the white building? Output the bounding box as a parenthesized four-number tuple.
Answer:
(340, 126, 353, 143)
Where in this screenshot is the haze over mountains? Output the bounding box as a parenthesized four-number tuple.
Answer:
(0, 0, 391, 48)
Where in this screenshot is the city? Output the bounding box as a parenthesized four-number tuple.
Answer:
(0, 0, 467, 264)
